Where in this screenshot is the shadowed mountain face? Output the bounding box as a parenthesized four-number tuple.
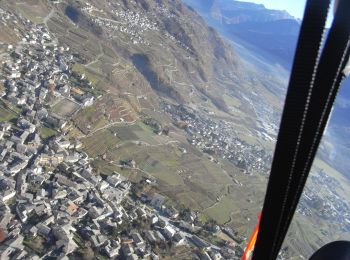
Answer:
(65, 5, 79, 22)
(183, 0, 300, 69)
(131, 54, 183, 103)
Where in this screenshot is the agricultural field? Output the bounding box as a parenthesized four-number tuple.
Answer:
(81, 128, 120, 157)
(91, 159, 120, 175)
(110, 125, 140, 141)
(204, 196, 236, 224)
(73, 105, 106, 134)
(73, 96, 137, 134)
(81, 117, 243, 212)
(39, 126, 57, 139)
(0, 107, 17, 122)
(141, 108, 173, 125)
(72, 63, 106, 87)
(51, 98, 81, 118)
(15, 1, 48, 24)
(110, 121, 168, 144)
(313, 158, 350, 199)
(136, 146, 184, 186)
(105, 122, 257, 219)
(223, 93, 242, 108)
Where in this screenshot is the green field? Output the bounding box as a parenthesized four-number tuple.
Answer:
(223, 93, 241, 108)
(16, 4, 44, 24)
(72, 63, 106, 87)
(87, 61, 102, 72)
(111, 125, 139, 140)
(73, 105, 107, 134)
(51, 98, 81, 118)
(109, 142, 184, 186)
(204, 196, 235, 224)
(111, 121, 160, 144)
(138, 147, 184, 185)
(82, 129, 120, 157)
(0, 107, 17, 122)
(91, 159, 121, 175)
(93, 117, 109, 130)
(39, 126, 57, 139)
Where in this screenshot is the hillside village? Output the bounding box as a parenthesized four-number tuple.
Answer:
(162, 103, 272, 174)
(0, 1, 350, 260)
(0, 5, 246, 260)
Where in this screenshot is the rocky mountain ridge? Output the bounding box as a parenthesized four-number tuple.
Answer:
(184, 0, 300, 69)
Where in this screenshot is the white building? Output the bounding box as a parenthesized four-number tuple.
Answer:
(163, 226, 176, 239)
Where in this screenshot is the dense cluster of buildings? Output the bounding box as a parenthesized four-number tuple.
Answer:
(162, 102, 272, 173)
(84, 1, 158, 45)
(0, 120, 242, 259)
(297, 170, 350, 232)
(1, 7, 95, 122)
(83, 1, 194, 54)
(126, 182, 245, 260)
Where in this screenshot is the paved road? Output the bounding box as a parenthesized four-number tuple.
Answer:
(82, 119, 137, 138)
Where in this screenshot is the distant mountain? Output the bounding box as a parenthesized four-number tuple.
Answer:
(184, 0, 300, 69)
(184, 0, 350, 180)
(320, 78, 350, 180)
(212, 0, 293, 24)
(227, 19, 300, 67)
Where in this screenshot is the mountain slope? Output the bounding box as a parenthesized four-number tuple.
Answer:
(184, 0, 300, 69)
(227, 18, 300, 66)
(0, 0, 283, 244)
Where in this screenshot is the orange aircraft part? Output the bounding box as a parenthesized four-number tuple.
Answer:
(242, 212, 262, 260)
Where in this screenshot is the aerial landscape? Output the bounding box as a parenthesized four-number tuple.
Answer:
(0, 0, 349, 259)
